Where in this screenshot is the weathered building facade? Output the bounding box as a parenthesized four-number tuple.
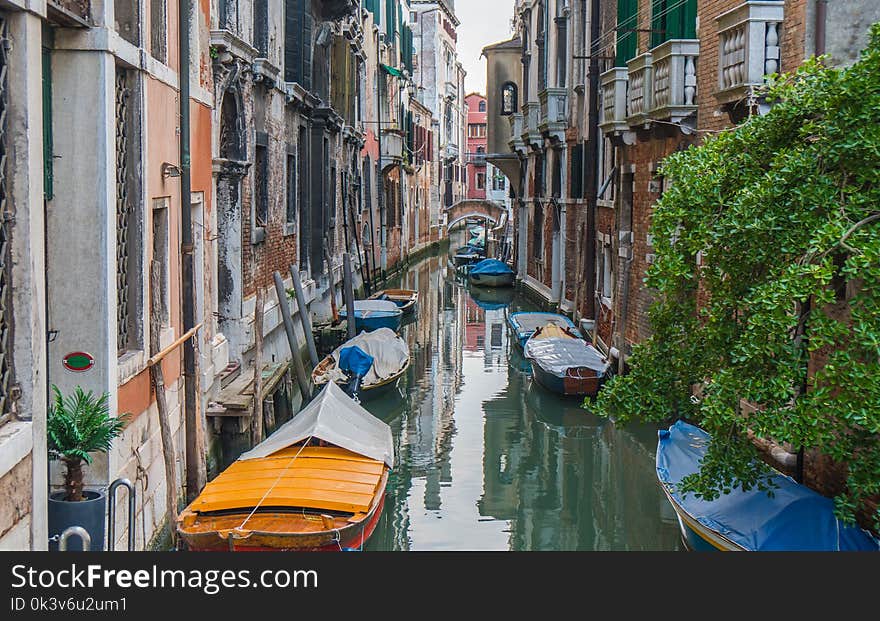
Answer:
(412, 0, 467, 220)
(0, 0, 453, 551)
(487, 0, 880, 368)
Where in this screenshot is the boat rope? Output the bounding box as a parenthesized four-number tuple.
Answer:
(237, 435, 315, 531)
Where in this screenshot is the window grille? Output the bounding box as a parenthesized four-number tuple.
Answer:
(0, 14, 12, 422)
(115, 68, 133, 355)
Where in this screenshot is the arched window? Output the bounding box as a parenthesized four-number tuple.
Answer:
(501, 82, 518, 116)
(478, 100, 486, 112)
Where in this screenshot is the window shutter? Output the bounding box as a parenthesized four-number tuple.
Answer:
(285, 0, 303, 83)
(303, 13, 313, 91)
(616, 0, 637, 65)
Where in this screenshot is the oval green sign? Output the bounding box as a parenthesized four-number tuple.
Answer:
(63, 352, 95, 373)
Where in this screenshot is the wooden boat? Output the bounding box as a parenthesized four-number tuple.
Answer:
(508, 312, 578, 350)
(453, 245, 485, 267)
(312, 328, 410, 401)
(339, 300, 403, 333)
(177, 382, 394, 551)
(467, 258, 516, 288)
(657, 420, 880, 552)
(368, 288, 419, 316)
(524, 323, 611, 397)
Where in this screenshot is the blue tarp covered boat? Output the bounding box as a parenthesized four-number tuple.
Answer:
(339, 300, 403, 333)
(657, 420, 880, 551)
(467, 259, 515, 288)
(508, 312, 578, 350)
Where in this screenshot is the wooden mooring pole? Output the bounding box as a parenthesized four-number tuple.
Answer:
(149, 261, 179, 546)
(273, 271, 312, 401)
(289, 264, 319, 369)
(343, 253, 357, 340)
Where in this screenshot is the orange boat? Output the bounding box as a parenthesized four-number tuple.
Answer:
(177, 383, 394, 551)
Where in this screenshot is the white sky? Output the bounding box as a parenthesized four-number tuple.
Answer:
(455, 0, 516, 95)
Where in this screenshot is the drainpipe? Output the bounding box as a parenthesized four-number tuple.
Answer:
(582, 0, 600, 318)
(815, 0, 827, 56)
(376, 35, 387, 273)
(179, 0, 202, 502)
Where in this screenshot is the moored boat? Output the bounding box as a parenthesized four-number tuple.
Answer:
(177, 382, 394, 551)
(312, 328, 410, 401)
(507, 312, 578, 350)
(524, 323, 611, 397)
(453, 245, 485, 267)
(467, 259, 516, 288)
(368, 288, 419, 315)
(339, 300, 403, 333)
(657, 420, 880, 551)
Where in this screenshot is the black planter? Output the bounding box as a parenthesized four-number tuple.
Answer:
(48, 490, 106, 551)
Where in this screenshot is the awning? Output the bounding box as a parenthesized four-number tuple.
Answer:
(381, 63, 404, 78)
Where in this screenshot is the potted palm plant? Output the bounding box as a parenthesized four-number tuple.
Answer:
(47, 385, 127, 551)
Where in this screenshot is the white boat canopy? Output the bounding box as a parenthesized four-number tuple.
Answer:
(329, 327, 410, 388)
(238, 382, 395, 468)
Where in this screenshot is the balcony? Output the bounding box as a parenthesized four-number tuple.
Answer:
(626, 53, 653, 127)
(48, 0, 91, 26)
(381, 128, 404, 171)
(599, 67, 629, 135)
(716, 1, 784, 105)
(522, 102, 543, 150)
(444, 80, 458, 101)
(443, 142, 460, 161)
(507, 113, 527, 155)
(649, 40, 699, 124)
(538, 88, 568, 144)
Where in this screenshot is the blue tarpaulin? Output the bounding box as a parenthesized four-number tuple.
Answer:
(338, 346, 375, 379)
(657, 420, 880, 551)
(469, 259, 514, 277)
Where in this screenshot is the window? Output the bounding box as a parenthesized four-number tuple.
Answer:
(468, 123, 487, 138)
(570, 143, 584, 199)
(476, 146, 486, 157)
(115, 68, 143, 355)
(152, 199, 170, 326)
(254, 0, 269, 56)
(285, 0, 313, 90)
(501, 82, 518, 115)
(254, 132, 269, 235)
(651, 0, 697, 48)
(493, 172, 506, 191)
(478, 100, 486, 112)
(150, 0, 167, 64)
(285, 147, 296, 233)
(602, 244, 613, 299)
(476, 173, 486, 190)
(330, 165, 337, 225)
(551, 149, 562, 199)
(534, 151, 545, 197)
(616, 0, 638, 66)
(536, 2, 547, 92)
(298, 126, 309, 265)
(533, 202, 544, 261)
(0, 14, 11, 422)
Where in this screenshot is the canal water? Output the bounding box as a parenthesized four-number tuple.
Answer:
(363, 235, 683, 551)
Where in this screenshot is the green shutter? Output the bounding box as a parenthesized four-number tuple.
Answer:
(652, 0, 697, 48)
(616, 0, 638, 66)
(386, 0, 394, 39)
(42, 45, 54, 200)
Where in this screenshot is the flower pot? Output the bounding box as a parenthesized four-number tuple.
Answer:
(48, 490, 106, 551)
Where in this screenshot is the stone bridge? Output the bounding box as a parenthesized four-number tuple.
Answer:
(444, 200, 507, 231)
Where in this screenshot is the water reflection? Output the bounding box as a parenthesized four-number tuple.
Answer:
(364, 239, 681, 551)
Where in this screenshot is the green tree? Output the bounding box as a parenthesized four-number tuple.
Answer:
(593, 25, 880, 528)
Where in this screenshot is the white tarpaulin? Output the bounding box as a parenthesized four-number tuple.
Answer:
(340, 300, 401, 315)
(238, 382, 394, 468)
(524, 337, 611, 378)
(316, 328, 410, 388)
